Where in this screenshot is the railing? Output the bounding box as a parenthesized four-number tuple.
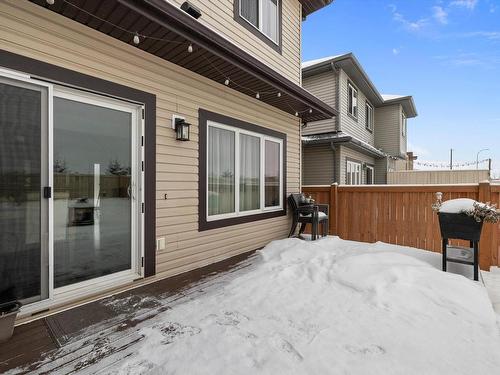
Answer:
(302, 182, 500, 270)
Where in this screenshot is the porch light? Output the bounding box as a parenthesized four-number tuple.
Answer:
(175, 118, 190, 141)
(133, 33, 140, 45)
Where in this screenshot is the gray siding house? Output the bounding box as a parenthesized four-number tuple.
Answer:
(301, 53, 417, 185)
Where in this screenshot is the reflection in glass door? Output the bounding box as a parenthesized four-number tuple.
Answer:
(53, 90, 139, 289)
(0, 77, 48, 305)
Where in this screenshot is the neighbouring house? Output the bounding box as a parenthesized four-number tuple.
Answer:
(0, 0, 336, 320)
(301, 53, 417, 185)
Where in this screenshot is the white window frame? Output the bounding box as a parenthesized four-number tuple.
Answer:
(366, 165, 374, 185)
(207, 120, 283, 222)
(0, 69, 144, 316)
(239, 0, 280, 45)
(365, 102, 374, 131)
(346, 160, 361, 185)
(348, 82, 358, 118)
(402, 112, 407, 137)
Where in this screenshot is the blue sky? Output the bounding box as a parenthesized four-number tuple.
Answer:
(302, 0, 500, 177)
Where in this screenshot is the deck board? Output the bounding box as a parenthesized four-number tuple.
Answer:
(0, 250, 257, 374)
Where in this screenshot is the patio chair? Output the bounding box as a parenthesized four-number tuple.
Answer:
(288, 193, 329, 240)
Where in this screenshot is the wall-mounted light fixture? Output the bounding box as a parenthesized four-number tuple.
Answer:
(181, 1, 202, 19)
(172, 115, 190, 141)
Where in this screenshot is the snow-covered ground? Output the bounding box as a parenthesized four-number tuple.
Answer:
(14, 237, 500, 374)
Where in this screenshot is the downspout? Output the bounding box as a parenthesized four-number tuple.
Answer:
(332, 63, 341, 183)
(330, 142, 339, 184)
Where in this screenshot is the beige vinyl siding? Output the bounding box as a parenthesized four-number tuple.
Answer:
(374, 104, 401, 156)
(1, 1, 299, 281)
(302, 144, 335, 185)
(337, 145, 375, 185)
(169, 0, 302, 85)
(394, 158, 409, 171)
(374, 158, 388, 184)
(302, 70, 337, 135)
(387, 170, 490, 184)
(338, 69, 374, 145)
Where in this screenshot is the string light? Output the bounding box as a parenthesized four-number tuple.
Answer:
(55, 0, 311, 117)
(133, 32, 140, 45)
(414, 159, 490, 168)
(309, 108, 313, 114)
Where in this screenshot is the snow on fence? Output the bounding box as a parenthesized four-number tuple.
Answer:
(302, 182, 500, 270)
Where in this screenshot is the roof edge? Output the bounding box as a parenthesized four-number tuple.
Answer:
(300, 0, 334, 17)
(302, 53, 417, 117)
(302, 132, 386, 158)
(380, 95, 418, 118)
(119, 0, 338, 121)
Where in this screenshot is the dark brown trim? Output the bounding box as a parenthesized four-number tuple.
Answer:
(198, 109, 287, 231)
(0, 49, 157, 277)
(233, 0, 282, 54)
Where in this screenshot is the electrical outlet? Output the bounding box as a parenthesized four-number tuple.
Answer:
(156, 237, 166, 251)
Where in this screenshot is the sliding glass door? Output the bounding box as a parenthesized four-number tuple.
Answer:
(53, 90, 139, 289)
(0, 70, 142, 311)
(0, 77, 49, 305)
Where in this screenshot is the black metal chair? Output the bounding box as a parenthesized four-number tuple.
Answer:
(288, 193, 329, 240)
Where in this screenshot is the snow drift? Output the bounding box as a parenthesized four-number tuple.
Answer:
(107, 237, 500, 375)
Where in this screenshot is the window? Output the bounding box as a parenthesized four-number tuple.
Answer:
(366, 165, 374, 184)
(365, 102, 374, 131)
(206, 120, 283, 222)
(402, 112, 407, 137)
(239, 0, 279, 45)
(346, 160, 361, 185)
(348, 82, 358, 118)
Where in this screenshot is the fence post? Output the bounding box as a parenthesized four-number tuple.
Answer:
(478, 181, 492, 270)
(330, 183, 338, 235)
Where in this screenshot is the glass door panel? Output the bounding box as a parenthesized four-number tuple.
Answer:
(0, 79, 48, 305)
(53, 94, 134, 288)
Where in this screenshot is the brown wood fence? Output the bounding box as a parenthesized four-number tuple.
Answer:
(302, 182, 500, 270)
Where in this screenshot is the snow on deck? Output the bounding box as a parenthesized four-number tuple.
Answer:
(483, 267, 500, 314)
(11, 238, 500, 375)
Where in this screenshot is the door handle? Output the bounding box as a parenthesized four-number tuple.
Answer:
(43, 186, 52, 199)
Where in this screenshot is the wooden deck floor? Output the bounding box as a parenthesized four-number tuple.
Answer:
(0, 250, 257, 374)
